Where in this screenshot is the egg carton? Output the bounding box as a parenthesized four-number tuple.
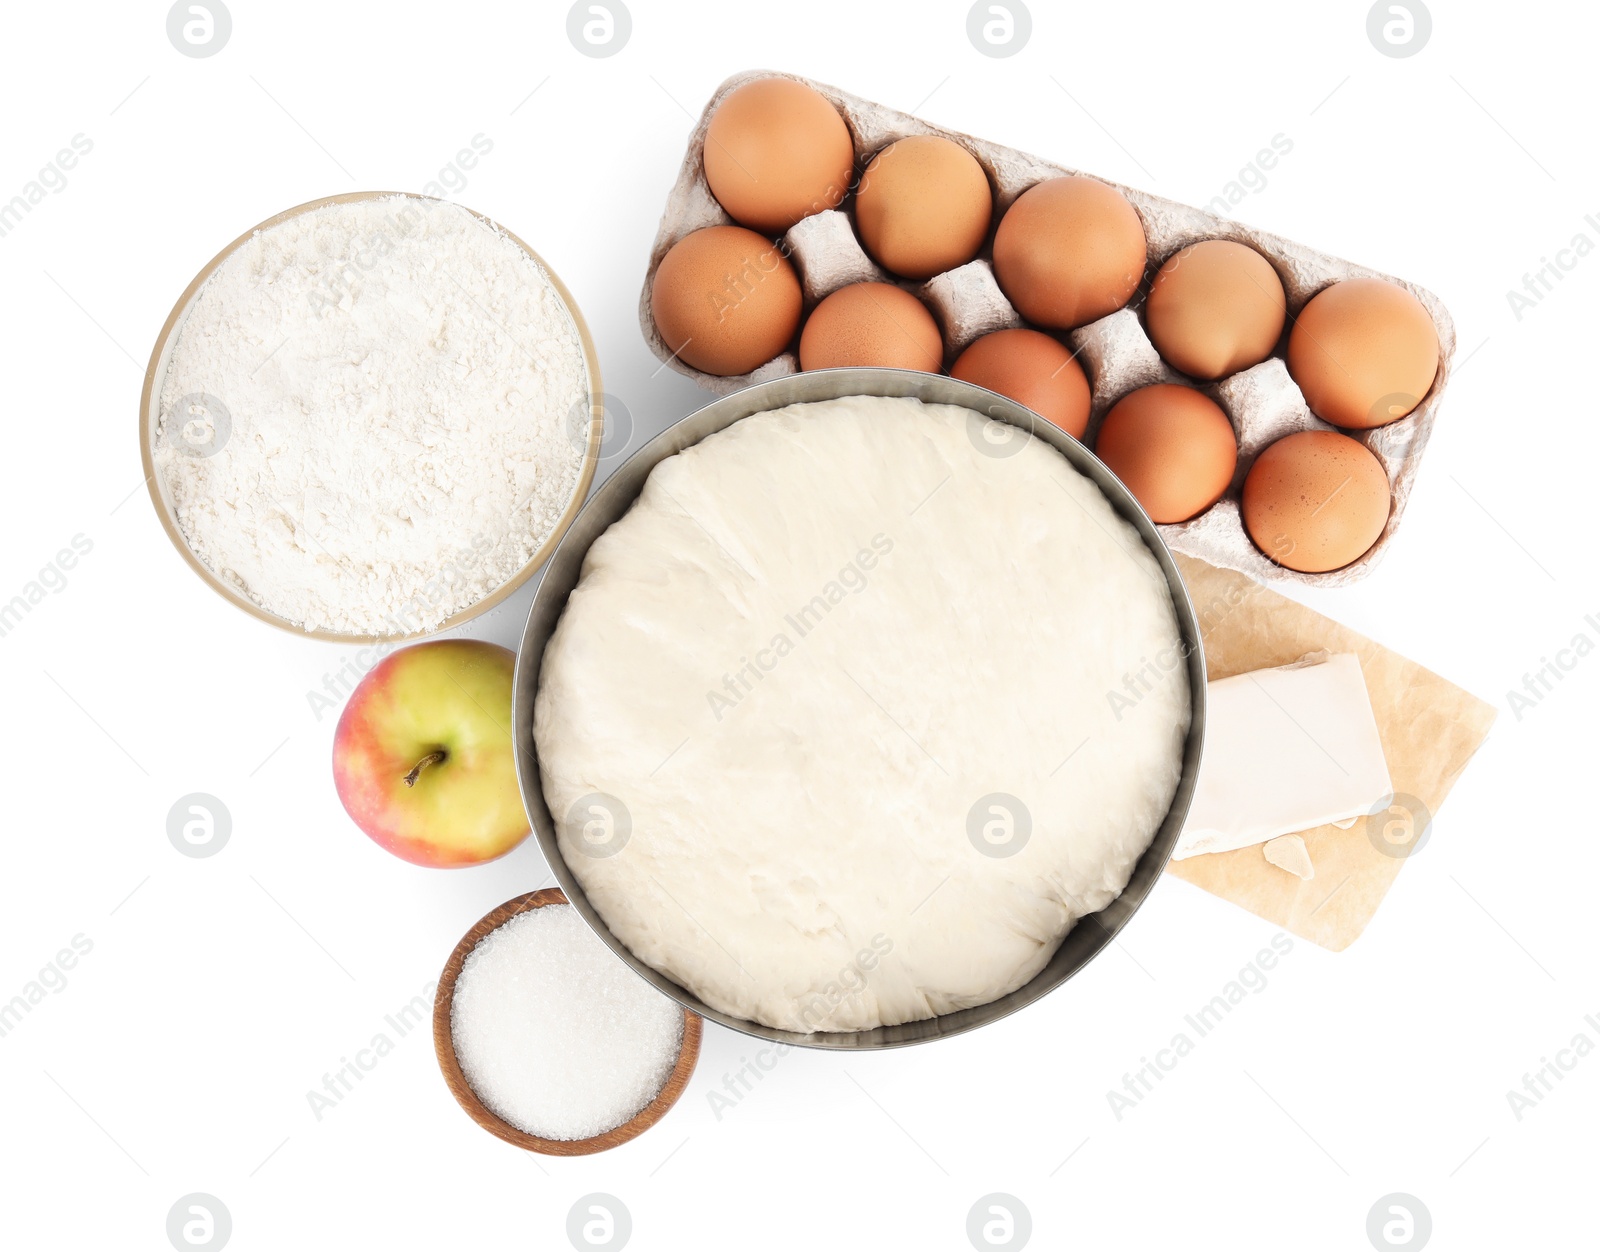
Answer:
(638, 69, 1456, 588)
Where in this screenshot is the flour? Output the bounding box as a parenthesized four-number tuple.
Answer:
(155, 194, 590, 635)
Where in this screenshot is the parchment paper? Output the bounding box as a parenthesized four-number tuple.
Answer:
(1166, 556, 1498, 950)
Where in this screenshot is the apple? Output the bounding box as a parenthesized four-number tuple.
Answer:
(333, 640, 530, 867)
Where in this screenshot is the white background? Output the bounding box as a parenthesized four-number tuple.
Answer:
(0, 1, 1591, 1248)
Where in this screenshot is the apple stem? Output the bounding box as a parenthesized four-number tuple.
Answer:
(403, 749, 448, 788)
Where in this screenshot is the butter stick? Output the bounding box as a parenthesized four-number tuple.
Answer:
(1175, 652, 1392, 860)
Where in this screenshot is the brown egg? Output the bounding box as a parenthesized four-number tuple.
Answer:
(854, 135, 993, 280)
(1242, 430, 1390, 572)
(650, 226, 802, 377)
(1146, 240, 1287, 380)
(1287, 278, 1439, 429)
(799, 283, 943, 373)
(950, 329, 1090, 439)
(703, 78, 856, 235)
(991, 176, 1147, 330)
(1094, 384, 1236, 524)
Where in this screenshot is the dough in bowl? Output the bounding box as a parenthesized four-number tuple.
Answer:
(534, 395, 1189, 1031)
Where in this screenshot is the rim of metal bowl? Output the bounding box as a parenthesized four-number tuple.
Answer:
(139, 190, 604, 645)
(512, 368, 1207, 1050)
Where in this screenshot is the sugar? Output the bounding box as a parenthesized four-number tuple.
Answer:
(450, 904, 684, 1141)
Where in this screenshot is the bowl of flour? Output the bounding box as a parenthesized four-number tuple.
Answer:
(142, 192, 601, 640)
(514, 369, 1208, 1050)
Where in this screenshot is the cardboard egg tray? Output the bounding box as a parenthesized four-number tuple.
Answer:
(639, 69, 1457, 587)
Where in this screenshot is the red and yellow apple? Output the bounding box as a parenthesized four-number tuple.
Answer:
(333, 640, 529, 867)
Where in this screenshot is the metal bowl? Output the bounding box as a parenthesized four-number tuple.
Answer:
(512, 368, 1206, 1049)
(140, 191, 604, 644)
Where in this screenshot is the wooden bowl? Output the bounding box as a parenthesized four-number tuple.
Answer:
(433, 889, 701, 1155)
